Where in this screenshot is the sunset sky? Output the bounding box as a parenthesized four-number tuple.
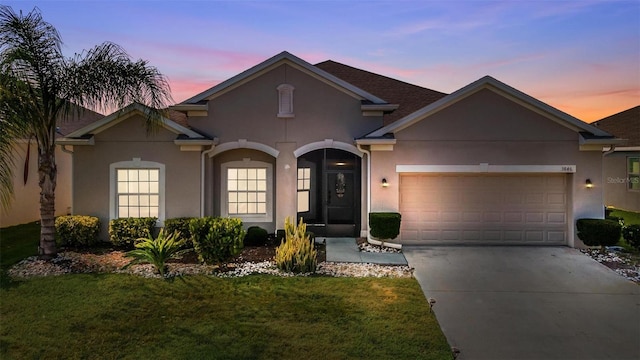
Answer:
(4, 0, 639, 122)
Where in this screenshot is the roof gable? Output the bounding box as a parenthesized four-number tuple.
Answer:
(366, 75, 613, 138)
(592, 105, 640, 146)
(181, 51, 388, 105)
(63, 103, 205, 139)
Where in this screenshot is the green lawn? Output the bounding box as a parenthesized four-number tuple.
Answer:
(0, 221, 40, 269)
(1, 274, 452, 359)
(0, 222, 452, 359)
(609, 208, 640, 225)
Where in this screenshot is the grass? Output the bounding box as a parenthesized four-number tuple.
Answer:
(0, 274, 453, 359)
(0, 221, 452, 359)
(0, 221, 40, 269)
(609, 208, 640, 225)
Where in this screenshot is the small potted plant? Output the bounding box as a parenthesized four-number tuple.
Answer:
(368, 212, 402, 249)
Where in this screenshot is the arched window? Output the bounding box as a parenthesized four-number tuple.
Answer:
(277, 83, 295, 118)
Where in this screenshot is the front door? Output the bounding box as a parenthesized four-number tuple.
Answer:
(297, 149, 360, 237)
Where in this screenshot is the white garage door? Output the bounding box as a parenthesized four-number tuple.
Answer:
(399, 174, 568, 244)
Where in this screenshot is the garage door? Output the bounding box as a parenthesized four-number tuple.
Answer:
(399, 174, 567, 244)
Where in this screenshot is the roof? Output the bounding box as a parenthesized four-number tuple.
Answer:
(55, 107, 105, 137)
(364, 75, 615, 140)
(61, 103, 207, 141)
(180, 51, 388, 105)
(592, 106, 640, 147)
(315, 60, 447, 125)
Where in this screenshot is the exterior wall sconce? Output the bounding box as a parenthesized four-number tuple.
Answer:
(382, 178, 389, 187)
(585, 179, 593, 189)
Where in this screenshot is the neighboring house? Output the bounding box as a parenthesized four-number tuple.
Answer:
(59, 51, 622, 247)
(0, 109, 104, 228)
(592, 106, 640, 212)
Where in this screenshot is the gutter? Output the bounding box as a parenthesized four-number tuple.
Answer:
(356, 144, 402, 249)
(200, 138, 219, 216)
(200, 138, 220, 217)
(603, 145, 616, 156)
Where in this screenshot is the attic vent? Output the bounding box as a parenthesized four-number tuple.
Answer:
(277, 84, 295, 118)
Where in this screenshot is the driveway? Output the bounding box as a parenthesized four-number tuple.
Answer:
(404, 246, 640, 360)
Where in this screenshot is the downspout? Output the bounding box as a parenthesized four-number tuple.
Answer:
(200, 138, 219, 217)
(603, 145, 616, 156)
(356, 144, 371, 239)
(60, 145, 74, 215)
(357, 143, 402, 250)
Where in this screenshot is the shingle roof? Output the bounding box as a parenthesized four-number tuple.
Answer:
(315, 60, 447, 125)
(56, 108, 105, 137)
(592, 106, 640, 146)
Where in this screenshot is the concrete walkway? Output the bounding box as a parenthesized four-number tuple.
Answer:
(322, 237, 408, 265)
(404, 246, 640, 360)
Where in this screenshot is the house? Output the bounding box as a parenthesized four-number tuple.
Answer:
(592, 106, 640, 212)
(58, 51, 622, 247)
(0, 109, 104, 228)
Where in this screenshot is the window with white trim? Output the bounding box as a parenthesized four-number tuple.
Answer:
(277, 83, 294, 118)
(110, 159, 165, 222)
(222, 160, 273, 222)
(228, 168, 267, 215)
(629, 157, 639, 191)
(116, 169, 160, 218)
(297, 167, 311, 213)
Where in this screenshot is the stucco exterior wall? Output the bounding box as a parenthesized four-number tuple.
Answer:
(73, 115, 201, 240)
(190, 64, 382, 232)
(0, 142, 72, 227)
(370, 89, 604, 247)
(602, 151, 640, 211)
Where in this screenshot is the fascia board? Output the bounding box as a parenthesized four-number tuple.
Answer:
(367, 75, 612, 138)
(65, 103, 203, 139)
(181, 51, 388, 105)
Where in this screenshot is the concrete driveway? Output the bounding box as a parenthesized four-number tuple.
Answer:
(404, 246, 640, 360)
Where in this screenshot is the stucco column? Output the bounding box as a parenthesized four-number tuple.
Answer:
(275, 142, 297, 230)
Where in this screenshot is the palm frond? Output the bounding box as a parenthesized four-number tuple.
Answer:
(63, 41, 173, 132)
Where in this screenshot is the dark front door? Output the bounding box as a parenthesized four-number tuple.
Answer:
(297, 149, 360, 237)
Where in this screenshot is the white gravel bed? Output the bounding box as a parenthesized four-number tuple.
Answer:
(7, 251, 413, 279)
(581, 248, 640, 283)
(358, 242, 402, 253)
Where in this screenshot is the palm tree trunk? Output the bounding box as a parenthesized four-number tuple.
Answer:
(38, 143, 57, 259)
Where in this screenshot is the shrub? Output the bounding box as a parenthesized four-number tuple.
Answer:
(189, 217, 245, 264)
(108, 217, 157, 249)
(55, 215, 100, 247)
(164, 217, 195, 248)
(369, 212, 402, 240)
(244, 226, 269, 246)
(622, 224, 640, 249)
(125, 229, 188, 276)
(576, 218, 622, 247)
(275, 217, 317, 273)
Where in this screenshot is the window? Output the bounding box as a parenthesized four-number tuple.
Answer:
(277, 83, 294, 118)
(228, 168, 267, 215)
(222, 160, 273, 222)
(116, 169, 160, 218)
(297, 167, 311, 212)
(110, 159, 165, 223)
(629, 157, 639, 191)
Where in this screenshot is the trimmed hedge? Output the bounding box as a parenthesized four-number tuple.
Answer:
(244, 226, 269, 246)
(164, 217, 195, 248)
(369, 212, 401, 240)
(55, 215, 101, 247)
(109, 217, 157, 249)
(576, 218, 621, 247)
(189, 217, 245, 264)
(622, 224, 640, 249)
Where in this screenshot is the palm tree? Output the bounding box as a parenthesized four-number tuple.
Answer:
(0, 6, 173, 259)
